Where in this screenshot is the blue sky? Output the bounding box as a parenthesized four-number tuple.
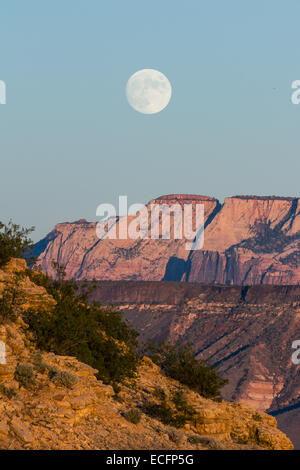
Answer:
(1, 0, 300, 240)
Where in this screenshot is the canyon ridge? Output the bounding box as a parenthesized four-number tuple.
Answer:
(35, 194, 300, 285)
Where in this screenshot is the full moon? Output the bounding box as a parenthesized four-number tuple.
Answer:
(126, 69, 172, 114)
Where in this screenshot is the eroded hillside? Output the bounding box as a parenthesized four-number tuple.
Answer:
(0, 260, 293, 450)
(90, 280, 300, 448)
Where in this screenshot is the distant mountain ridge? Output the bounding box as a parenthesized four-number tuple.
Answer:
(35, 194, 300, 285)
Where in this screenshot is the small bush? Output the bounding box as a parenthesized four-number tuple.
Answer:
(144, 400, 173, 424)
(50, 369, 78, 389)
(171, 388, 187, 408)
(112, 382, 121, 394)
(147, 341, 227, 399)
(171, 388, 196, 418)
(33, 354, 50, 374)
(14, 364, 35, 389)
(123, 409, 142, 424)
(144, 386, 196, 429)
(112, 382, 123, 402)
(153, 386, 166, 401)
(0, 384, 18, 399)
(143, 401, 187, 428)
(34, 361, 49, 374)
(0, 220, 34, 268)
(167, 427, 184, 445)
(47, 366, 59, 379)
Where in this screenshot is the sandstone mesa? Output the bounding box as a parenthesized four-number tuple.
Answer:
(35, 194, 300, 285)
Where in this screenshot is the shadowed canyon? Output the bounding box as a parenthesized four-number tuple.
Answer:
(90, 280, 300, 448)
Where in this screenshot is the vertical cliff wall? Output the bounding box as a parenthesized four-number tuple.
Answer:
(35, 195, 300, 284)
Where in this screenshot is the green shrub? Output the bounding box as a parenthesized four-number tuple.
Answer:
(0, 220, 34, 268)
(113, 394, 124, 403)
(14, 364, 35, 389)
(144, 385, 196, 429)
(112, 383, 121, 395)
(50, 369, 78, 389)
(123, 409, 142, 424)
(171, 388, 196, 418)
(0, 383, 18, 399)
(143, 400, 175, 426)
(153, 386, 166, 401)
(147, 341, 227, 399)
(33, 354, 49, 374)
(24, 265, 140, 385)
(112, 382, 124, 402)
(143, 400, 187, 428)
(47, 366, 59, 379)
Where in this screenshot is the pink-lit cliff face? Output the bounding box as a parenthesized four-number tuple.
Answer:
(35, 194, 300, 285)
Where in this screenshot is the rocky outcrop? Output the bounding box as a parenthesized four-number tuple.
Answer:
(0, 344, 293, 450)
(35, 194, 300, 285)
(0, 258, 55, 312)
(0, 260, 293, 450)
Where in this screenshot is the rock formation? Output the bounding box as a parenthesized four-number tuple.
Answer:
(35, 194, 300, 285)
(187, 196, 300, 284)
(0, 259, 293, 450)
(34, 194, 219, 281)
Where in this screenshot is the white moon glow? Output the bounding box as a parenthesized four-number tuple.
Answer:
(126, 69, 172, 114)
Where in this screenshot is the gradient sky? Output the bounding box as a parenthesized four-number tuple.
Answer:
(1, 0, 300, 241)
